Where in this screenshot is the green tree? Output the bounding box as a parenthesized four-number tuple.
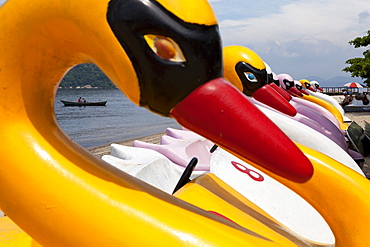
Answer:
(343, 30, 370, 85)
(60, 64, 116, 88)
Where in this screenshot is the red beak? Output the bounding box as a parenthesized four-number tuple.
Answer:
(308, 86, 316, 92)
(269, 83, 292, 101)
(171, 78, 313, 182)
(300, 89, 310, 95)
(253, 84, 297, 117)
(317, 87, 324, 92)
(288, 87, 304, 97)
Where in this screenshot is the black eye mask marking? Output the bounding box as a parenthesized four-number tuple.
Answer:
(283, 79, 294, 90)
(235, 61, 267, 96)
(107, 0, 222, 116)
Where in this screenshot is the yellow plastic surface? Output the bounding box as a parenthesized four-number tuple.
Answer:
(0, 217, 40, 246)
(300, 94, 349, 130)
(157, 0, 217, 25)
(0, 0, 140, 105)
(175, 174, 330, 247)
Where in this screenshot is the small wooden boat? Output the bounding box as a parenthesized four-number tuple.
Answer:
(61, 100, 107, 106)
(343, 104, 370, 112)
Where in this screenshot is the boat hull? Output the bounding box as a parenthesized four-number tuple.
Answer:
(343, 106, 370, 112)
(60, 100, 107, 106)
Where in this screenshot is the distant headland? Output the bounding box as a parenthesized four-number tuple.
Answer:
(59, 64, 116, 89)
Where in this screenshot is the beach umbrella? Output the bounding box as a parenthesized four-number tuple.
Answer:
(343, 82, 363, 88)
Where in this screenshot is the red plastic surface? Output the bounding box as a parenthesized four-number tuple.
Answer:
(253, 85, 297, 117)
(269, 83, 292, 101)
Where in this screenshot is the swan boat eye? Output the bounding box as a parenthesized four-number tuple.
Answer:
(145, 35, 186, 62)
(244, 72, 258, 83)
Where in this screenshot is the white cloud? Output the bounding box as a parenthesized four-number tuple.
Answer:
(218, 0, 368, 47)
(210, 0, 370, 79)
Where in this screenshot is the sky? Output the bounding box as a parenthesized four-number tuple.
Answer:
(0, 0, 369, 81)
(208, 0, 370, 81)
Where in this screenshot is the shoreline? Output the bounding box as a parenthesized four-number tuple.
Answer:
(87, 132, 165, 158)
(87, 112, 370, 177)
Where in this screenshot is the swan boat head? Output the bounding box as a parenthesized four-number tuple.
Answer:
(277, 73, 303, 97)
(294, 80, 309, 95)
(300, 79, 316, 92)
(310, 80, 324, 92)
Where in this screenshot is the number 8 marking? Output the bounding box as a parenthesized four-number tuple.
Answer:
(231, 161, 264, 182)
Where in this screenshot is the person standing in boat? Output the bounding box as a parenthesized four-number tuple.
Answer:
(78, 97, 82, 103)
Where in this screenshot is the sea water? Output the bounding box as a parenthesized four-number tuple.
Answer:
(55, 88, 181, 148)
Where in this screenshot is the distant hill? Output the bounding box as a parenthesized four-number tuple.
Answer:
(60, 64, 115, 89)
(304, 76, 326, 83)
(304, 76, 365, 87)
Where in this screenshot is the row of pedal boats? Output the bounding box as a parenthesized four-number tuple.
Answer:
(99, 79, 368, 246)
(1, 1, 370, 245)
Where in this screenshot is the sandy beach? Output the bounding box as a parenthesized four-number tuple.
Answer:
(87, 132, 165, 157)
(87, 112, 370, 177)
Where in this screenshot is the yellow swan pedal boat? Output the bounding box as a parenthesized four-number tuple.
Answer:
(0, 0, 317, 246)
